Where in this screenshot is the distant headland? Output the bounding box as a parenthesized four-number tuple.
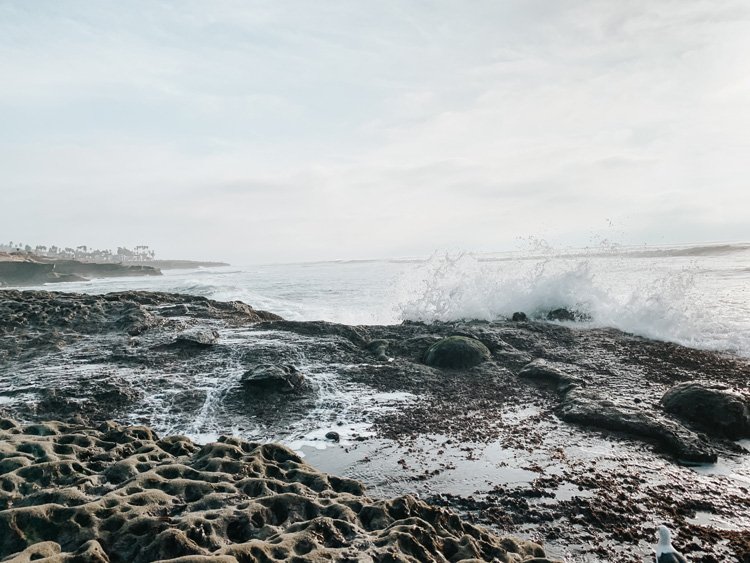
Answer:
(0, 241, 229, 287)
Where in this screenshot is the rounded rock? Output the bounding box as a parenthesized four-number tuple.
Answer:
(423, 336, 491, 369)
(661, 381, 750, 439)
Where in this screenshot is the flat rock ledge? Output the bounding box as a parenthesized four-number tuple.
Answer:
(518, 359, 719, 463)
(0, 419, 558, 563)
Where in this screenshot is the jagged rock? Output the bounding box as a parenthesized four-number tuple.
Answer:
(260, 320, 368, 346)
(661, 381, 750, 439)
(547, 308, 577, 321)
(518, 361, 718, 463)
(241, 364, 306, 392)
(423, 336, 491, 369)
(511, 311, 528, 321)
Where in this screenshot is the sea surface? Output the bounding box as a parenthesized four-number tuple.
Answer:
(27, 241, 750, 358)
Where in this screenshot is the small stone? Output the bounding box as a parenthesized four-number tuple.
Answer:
(325, 431, 340, 442)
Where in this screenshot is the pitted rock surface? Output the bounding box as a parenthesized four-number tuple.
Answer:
(0, 419, 555, 563)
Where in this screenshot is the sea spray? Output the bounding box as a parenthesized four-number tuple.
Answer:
(395, 248, 750, 357)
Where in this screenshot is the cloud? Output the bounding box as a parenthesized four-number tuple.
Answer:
(1, 0, 749, 262)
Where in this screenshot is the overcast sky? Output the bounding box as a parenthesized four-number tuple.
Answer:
(2, 1, 749, 263)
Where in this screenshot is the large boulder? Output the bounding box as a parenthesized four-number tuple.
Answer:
(661, 382, 750, 439)
(241, 364, 306, 392)
(423, 336, 491, 369)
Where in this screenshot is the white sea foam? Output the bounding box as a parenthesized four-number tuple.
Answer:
(396, 247, 750, 357)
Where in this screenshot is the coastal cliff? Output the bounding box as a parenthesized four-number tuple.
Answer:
(0, 256, 161, 287)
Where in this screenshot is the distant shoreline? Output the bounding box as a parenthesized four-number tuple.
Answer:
(140, 259, 230, 270)
(0, 253, 229, 287)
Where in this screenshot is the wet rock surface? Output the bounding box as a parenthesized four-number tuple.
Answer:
(424, 335, 492, 369)
(662, 381, 750, 439)
(172, 327, 221, 347)
(241, 364, 306, 393)
(1, 289, 749, 561)
(0, 419, 554, 562)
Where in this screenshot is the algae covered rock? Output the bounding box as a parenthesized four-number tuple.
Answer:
(424, 336, 491, 369)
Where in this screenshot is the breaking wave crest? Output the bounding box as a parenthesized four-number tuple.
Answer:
(396, 251, 750, 357)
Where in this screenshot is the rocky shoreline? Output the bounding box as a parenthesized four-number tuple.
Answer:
(0, 257, 161, 287)
(1, 289, 749, 561)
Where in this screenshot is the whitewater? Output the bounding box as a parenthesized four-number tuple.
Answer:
(28, 241, 750, 358)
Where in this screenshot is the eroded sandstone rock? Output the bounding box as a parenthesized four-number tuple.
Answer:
(0, 419, 554, 563)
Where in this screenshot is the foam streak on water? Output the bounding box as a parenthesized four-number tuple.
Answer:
(25, 242, 750, 358)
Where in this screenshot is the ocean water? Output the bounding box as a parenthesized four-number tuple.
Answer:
(27, 241, 750, 358)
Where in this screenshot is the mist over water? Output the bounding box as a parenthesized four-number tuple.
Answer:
(30, 242, 750, 358)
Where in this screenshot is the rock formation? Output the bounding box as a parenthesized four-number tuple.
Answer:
(0, 419, 556, 562)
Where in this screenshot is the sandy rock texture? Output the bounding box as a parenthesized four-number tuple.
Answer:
(0, 419, 556, 563)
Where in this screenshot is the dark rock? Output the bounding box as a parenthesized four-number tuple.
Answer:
(159, 304, 190, 317)
(661, 382, 750, 439)
(367, 339, 390, 361)
(325, 431, 340, 442)
(559, 388, 717, 464)
(173, 328, 219, 347)
(511, 312, 528, 322)
(546, 308, 577, 321)
(518, 359, 582, 393)
(259, 320, 368, 346)
(423, 336, 491, 369)
(241, 364, 306, 392)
